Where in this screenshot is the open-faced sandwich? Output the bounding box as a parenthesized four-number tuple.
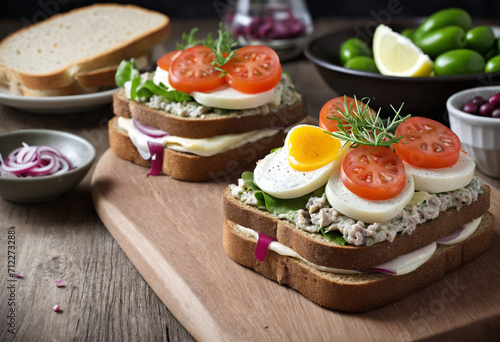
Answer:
(109, 27, 306, 181)
(222, 96, 494, 312)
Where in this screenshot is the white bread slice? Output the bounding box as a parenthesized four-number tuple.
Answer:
(222, 212, 495, 312)
(221, 184, 491, 270)
(108, 116, 295, 182)
(0, 4, 171, 91)
(74, 53, 152, 89)
(113, 88, 306, 139)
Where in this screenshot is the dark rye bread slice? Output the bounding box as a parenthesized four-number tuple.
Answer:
(113, 88, 306, 139)
(222, 212, 494, 312)
(222, 185, 491, 270)
(109, 116, 291, 182)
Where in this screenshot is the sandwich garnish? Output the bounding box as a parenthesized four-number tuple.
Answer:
(321, 95, 409, 148)
(115, 58, 193, 102)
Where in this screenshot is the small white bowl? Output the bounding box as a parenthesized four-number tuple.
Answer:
(447, 86, 500, 179)
(0, 129, 96, 203)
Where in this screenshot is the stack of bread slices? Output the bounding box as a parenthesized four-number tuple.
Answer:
(0, 4, 171, 96)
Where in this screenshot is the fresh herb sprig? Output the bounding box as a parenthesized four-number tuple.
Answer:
(176, 28, 203, 50)
(327, 96, 410, 148)
(203, 23, 237, 76)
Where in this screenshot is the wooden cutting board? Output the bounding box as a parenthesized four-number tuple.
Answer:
(91, 149, 500, 341)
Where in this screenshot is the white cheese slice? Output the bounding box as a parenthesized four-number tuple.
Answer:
(236, 224, 436, 276)
(117, 117, 281, 158)
(325, 169, 415, 223)
(437, 217, 482, 245)
(153, 66, 283, 110)
(404, 152, 475, 193)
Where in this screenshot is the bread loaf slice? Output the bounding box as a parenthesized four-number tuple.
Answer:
(0, 4, 170, 91)
(113, 88, 306, 139)
(222, 184, 491, 270)
(108, 116, 293, 182)
(222, 212, 494, 312)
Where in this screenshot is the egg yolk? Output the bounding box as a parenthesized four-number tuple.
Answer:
(287, 126, 343, 171)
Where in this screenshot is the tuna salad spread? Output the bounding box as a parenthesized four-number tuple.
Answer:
(230, 176, 485, 246)
(128, 73, 300, 119)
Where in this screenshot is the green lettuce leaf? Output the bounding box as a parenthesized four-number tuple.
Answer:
(135, 80, 193, 102)
(242, 171, 347, 245)
(242, 172, 323, 215)
(115, 59, 140, 87)
(115, 59, 192, 103)
(319, 228, 346, 246)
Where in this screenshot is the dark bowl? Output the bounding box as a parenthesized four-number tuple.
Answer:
(304, 21, 500, 123)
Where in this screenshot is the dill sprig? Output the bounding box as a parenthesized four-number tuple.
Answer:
(203, 23, 237, 76)
(327, 96, 410, 148)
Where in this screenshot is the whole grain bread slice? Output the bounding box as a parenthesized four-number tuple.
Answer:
(222, 212, 494, 312)
(222, 184, 491, 270)
(0, 4, 171, 90)
(108, 116, 293, 182)
(113, 88, 306, 139)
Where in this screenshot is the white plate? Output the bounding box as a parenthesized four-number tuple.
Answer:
(0, 85, 116, 114)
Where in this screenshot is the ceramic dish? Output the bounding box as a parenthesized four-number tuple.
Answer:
(0, 86, 116, 114)
(0, 129, 96, 203)
(304, 21, 500, 122)
(447, 86, 500, 178)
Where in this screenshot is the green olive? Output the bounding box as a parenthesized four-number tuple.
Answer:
(465, 26, 496, 55)
(343, 56, 378, 72)
(339, 38, 372, 65)
(401, 28, 415, 40)
(415, 26, 466, 59)
(413, 8, 472, 41)
(485, 55, 500, 73)
(434, 49, 485, 76)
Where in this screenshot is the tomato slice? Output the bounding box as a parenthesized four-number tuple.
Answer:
(168, 45, 226, 93)
(319, 96, 375, 132)
(224, 45, 282, 94)
(157, 50, 181, 71)
(394, 117, 461, 169)
(341, 145, 407, 200)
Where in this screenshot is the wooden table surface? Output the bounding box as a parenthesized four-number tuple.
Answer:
(0, 17, 499, 342)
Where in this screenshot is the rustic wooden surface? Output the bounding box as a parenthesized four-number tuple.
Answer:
(0, 17, 499, 342)
(92, 148, 500, 341)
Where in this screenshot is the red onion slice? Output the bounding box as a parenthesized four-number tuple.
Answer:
(0, 143, 74, 178)
(437, 217, 482, 245)
(147, 141, 163, 176)
(255, 232, 276, 261)
(133, 118, 169, 138)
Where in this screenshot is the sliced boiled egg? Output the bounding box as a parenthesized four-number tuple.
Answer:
(285, 124, 344, 171)
(404, 151, 475, 193)
(254, 125, 347, 199)
(192, 83, 282, 110)
(153, 66, 283, 110)
(325, 168, 415, 223)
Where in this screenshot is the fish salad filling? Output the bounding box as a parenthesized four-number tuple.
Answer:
(230, 176, 485, 246)
(132, 74, 300, 119)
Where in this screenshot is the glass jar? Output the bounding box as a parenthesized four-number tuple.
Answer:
(224, 0, 314, 61)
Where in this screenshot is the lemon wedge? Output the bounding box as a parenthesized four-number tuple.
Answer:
(373, 24, 434, 77)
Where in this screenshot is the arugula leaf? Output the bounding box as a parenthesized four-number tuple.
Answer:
(134, 80, 193, 102)
(319, 228, 346, 245)
(115, 59, 140, 87)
